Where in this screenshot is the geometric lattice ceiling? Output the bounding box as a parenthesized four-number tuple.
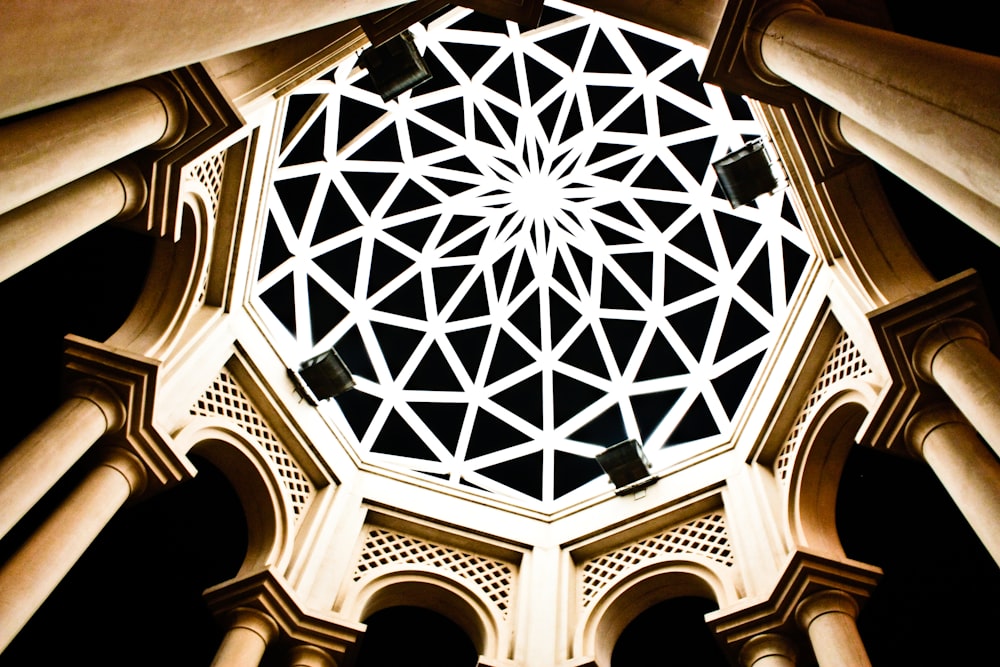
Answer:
(253, 0, 812, 507)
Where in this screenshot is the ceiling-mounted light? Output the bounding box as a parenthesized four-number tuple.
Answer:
(289, 348, 355, 405)
(596, 438, 659, 495)
(357, 30, 433, 103)
(712, 138, 781, 208)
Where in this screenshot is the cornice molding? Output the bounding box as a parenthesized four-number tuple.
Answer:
(205, 569, 365, 657)
(863, 269, 996, 453)
(62, 334, 195, 489)
(707, 548, 880, 662)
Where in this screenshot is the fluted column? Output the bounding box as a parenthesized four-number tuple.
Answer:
(906, 406, 1000, 564)
(0, 161, 148, 282)
(0, 379, 126, 539)
(912, 318, 1000, 457)
(740, 633, 798, 667)
(0, 447, 147, 651)
(747, 6, 1000, 213)
(794, 590, 871, 667)
(0, 79, 184, 216)
(288, 644, 337, 667)
(835, 114, 1000, 247)
(210, 608, 280, 667)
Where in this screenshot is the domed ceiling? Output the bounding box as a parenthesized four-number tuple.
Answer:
(252, 0, 812, 507)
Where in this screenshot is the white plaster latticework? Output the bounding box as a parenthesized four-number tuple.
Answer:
(579, 512, 732, 607)
(354, 528, 515, 617)
(186, 149, 228, 221)
(252, 0, 811, 507)
(191, 369, 314, 519)
(774, 331, 872, 483)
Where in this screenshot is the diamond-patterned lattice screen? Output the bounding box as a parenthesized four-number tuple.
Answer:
(774, 330, 872, 484)
(355, 528, 515, 617)
(192, 370, 315, 519)
(579, 512, 733, 607)
(253, 1, 811, 505)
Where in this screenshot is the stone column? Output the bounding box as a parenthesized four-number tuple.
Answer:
(0, 447, 147, 651)
(740, 633, 798, 667)
(912, 318, 1000, 457)
(1, 0, 413, 119)
(906, 406, 1000, 565)
(747, 6, 1000, 212)
(0, 161, 148, 282)
(0, 380, 126, 539)
(288, 644, 337, 667)
(794, 590, 871, 667)
(836, 114, 1000, 247)
(210, 608, 281, 667)
(0, 79, 184, 216)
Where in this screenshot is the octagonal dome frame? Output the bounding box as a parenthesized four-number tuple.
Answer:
(251, 0, 813, 510)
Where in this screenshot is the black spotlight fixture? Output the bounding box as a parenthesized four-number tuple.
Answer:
(289, 348, 355, 405)
(357, 30, 432, 103)
(596, 438, 659, 495)
(712, 138, 780, 209)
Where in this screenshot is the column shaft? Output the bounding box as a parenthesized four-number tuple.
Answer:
(0, 381, 126, 539)
(756, 10, 1000, 211)
(907, 408, 1000, 565)
(0, 83, 179, 215)
(1, 0, 413, 119)
(210, 608, 279, 667)
(914, 319, 1000, 457)
(795, 590, 871, 667)
(0, 448, 146, 651)
(837, 114, 1000, 247)
(0, 162, 147, 282)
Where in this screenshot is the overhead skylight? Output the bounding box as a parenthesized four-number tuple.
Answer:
(252, 0, 811, 507)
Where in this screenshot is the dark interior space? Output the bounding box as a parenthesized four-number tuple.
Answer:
(611, 596, 727, 666)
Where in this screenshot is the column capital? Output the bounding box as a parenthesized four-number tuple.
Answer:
(225, 607, 281, 646)
(708, 549, 879, 661)
(864, 269, 993, 453)
(287, 644, 337, 667)
(63, 334, 196, 490)
(133, 76, 189, 150)
(904, 404, 972, 460)
(794, 588, 858, 630)
(95, 447, 149, 499)
(67, 378, 128, 435)
(107, 160, 149, 222)
(912, 317, 990, 383)
(739, 632, 798, 666)
(205, 569, 365, 660)
(744, 1, 824, 87)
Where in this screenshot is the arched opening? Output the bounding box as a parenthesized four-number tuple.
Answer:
(0, 455, 247, 666)
(611, 596, 728, 666)
(836, 445, 1000, 664)
(0, 223, 154, 454)
(354, 606, 479, 667)
(581, 559, 735, 666)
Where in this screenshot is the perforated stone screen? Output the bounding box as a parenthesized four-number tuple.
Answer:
(253, 1, 811, 506)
